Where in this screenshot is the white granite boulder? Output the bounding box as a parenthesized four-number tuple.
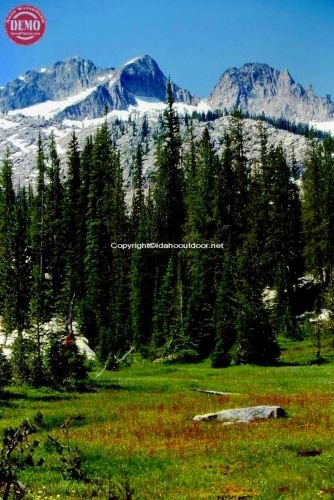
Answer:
(193, 405, 286, 424)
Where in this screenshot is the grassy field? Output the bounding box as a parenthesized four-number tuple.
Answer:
(2, 339, 334, 499)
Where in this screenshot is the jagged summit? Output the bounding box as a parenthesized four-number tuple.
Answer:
(115, 54, 196, 104)
(207, 62, 334, 122)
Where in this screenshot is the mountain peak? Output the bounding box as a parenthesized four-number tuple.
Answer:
(225, 62, 277, 73)
(0, 54, 198, 118)
(241, 62, 274, 70)
(53, 56, 99, 76)
(57, 55, 92, 63)
(123, 55, 156, 67)
(112, 54, 197, 106)
(208, 62, 334, 122)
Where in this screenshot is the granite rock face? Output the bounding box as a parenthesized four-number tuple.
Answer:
(0, 57, 108, 110)
(115, 55, 196, 104)
(208, 63, 334, 123)
(0, 113, 309, 186)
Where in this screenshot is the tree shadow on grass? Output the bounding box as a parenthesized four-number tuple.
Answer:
(278, 356, 330, 367)
(29, 393, 74, 402)
(94, 380, 125, 391)
(0, 390, 26, 408)
(1, 389, 75, 405)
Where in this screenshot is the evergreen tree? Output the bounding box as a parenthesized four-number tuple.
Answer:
(45, 133, 65, 310)
(0, 150, 18, 334)
(213, 133, 235, 247)
(266, 145, 302, 336)
(44, 325, 87, 389)
(13, 186, 31, 332)
(131, 145, 144, 236)
(0, 158, 31, 375)
(83, 123, 113, 348)
(303, 135, 334, 286)
(234, 243, 280, 365)
(184, 248, 214, 358)
(211, 251, 236, 367)
(76, 136, 93, 322)
(63, 132, 81, 303)
(183, 129, 218, 358)
(29, 134, 50, 385)
(152, 253, 184, 353)
(83, 123, 129, 361)
(153, 81, 184, 243)
(10, 333, 32, 384)
(151, 82, 185, 353)
(130, 145, 154, 350)
(107, 151, 129, 360)
(0, 348, 11, 390)
(229, 112, 250, 247)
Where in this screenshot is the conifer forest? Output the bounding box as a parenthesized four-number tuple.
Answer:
(0, 83, 332, 389)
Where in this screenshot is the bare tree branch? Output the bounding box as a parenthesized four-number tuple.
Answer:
(95, 346, 134, 378)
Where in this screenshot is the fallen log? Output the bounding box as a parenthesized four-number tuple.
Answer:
(192, 388, 241, 396)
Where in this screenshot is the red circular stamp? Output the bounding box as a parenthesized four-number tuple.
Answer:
(5, 4, 46, 45)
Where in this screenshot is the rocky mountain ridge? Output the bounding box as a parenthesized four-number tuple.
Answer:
(0, 55, 198, 120)
(0, 56, 331, 186)
(2, 57, 334, 125)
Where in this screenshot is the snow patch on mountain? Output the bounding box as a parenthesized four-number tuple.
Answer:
(8, 134, 37, 156)
(60, 98, 211, 127)
(127, 97, 211, 116)
(132, 96, 165, 112)
(44, 126, 70, 139)
(63, 109, 131, 129)
(8, 135, 29, 152)
(0, 118, 19, 129)
(124, 57, 140, 66)
(310, 120, 334, 135)
(8, 86, 97, 119)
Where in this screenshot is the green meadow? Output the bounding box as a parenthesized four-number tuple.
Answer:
(2, 339, 334, 499)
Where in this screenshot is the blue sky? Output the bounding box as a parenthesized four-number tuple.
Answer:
(1, 0, 334, 98)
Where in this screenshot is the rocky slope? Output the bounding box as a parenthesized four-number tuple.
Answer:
(0, 56, 328, 186)
(208, 63, 334, 123)
(0, 111, 308, 187)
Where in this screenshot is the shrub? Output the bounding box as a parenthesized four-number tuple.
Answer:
(211, 341, 231, 368)
(0, 349, 11, 391)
